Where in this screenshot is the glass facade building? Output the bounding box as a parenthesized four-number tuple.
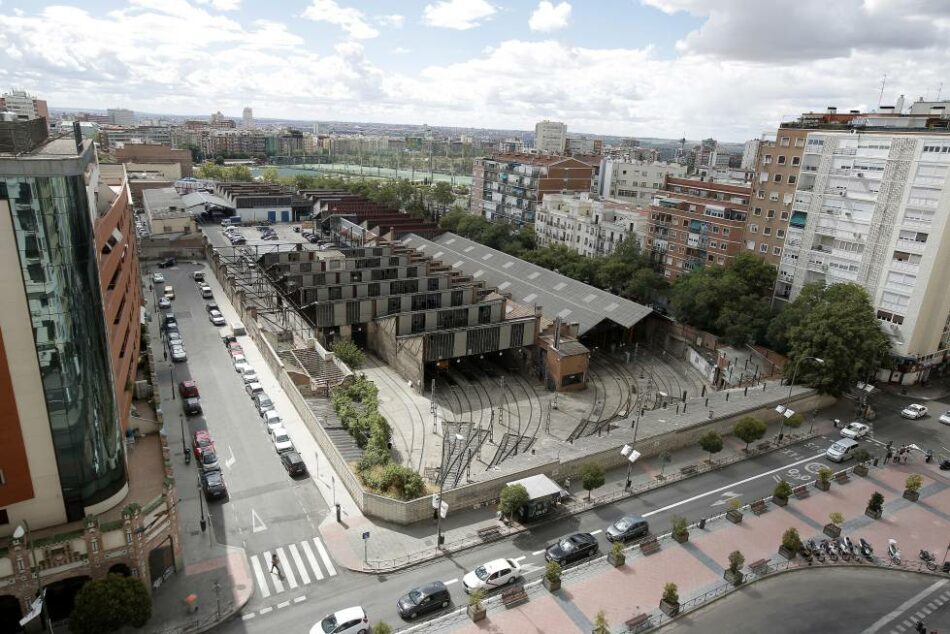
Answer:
(2, 169, 127, 521)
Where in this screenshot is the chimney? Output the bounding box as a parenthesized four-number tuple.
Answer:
(827, 106, 837, 114)
(72, 121, 83, 153)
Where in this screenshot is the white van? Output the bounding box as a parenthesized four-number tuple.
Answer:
(221, 216, 242, 227)
(163, 285, 175, 300)
(826, 438, 859, 462)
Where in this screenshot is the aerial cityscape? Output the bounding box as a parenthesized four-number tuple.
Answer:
(2, 1, 950, 633)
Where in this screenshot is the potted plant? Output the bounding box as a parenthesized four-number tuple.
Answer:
(823, 512, 844, 538)
(608, 540, 626, 567)
(671, 515, 689, 544)
(467, 588, 486, 622)
(544, 560, 562, 592)
(724, 550, 745, 586)
(779, 527, 802, 560)
(865, 492, 884, 519)
(659, 582, 680, 617)
(773, 480, 792, 507)
(726, 498, 743, 524)
(853, 449, 871, 476)
(592, 610, 610, 634)
(815, 467, 832, 492)
(903, 474, 923, 502)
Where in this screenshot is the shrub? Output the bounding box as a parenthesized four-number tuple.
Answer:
(727, 498, 742, 512)
(829, 511, 844, 526)
(785, 413, 804, 430)
(332, 339, 365, 368)
(545, 560, 562, 582)
(734, 416, 768, 448)
(580, 463, 606, 501)
(905, 474, 924, 493)
(868, 491, 885, 512)
(773, 480, 793, 500)
(728, 550, 745, 573)
(498, 484, 530, 520)
(854, 448, 871, 465)
(371, 624, 393, 634)
(592, 610, 610, 634)
(671, 515, 689, 539)
(698, 431, 724, 460)
(817, 467, 832, 484)
(662, 582, 679, 605)
(611, 541, 624, 559)
(468, 588, 485, 609)
(781, 527, 802, 552)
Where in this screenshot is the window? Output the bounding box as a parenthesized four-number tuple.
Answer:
(764, 154, 772, 164)
(773, 174, 783, 183)
(781, 211, 790, 221)
(788, 175, 797, 185)
(773, 247, 782, 255)
(780, 136, 790, 147)
(792, 156, 801, 166)
(753, 207, 762, 216)
(749, 224, 758, 233)
(757, 191, 765, 199)
(746, 240, 756, 250)
(764, 227, 772, 236)
(777, 156, 786, 165)
(777, 229, 786, 238)
(760, 243, 769, 253)
(767, 209, 775, 219)
(795, 138, 805, 148)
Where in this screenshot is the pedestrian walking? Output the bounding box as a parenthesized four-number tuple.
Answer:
(270, 553, 282, 578)
(884, 449, 893, 465)
(833, 418, 840, 429)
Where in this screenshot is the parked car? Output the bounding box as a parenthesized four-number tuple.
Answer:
(232, 354, 248, 370)
(840, 422, 870, 439)
(163, 285, 175, 300)
(242, 370, 260, 384)
(163, 312, 177, 328)
(183, 397, 202, 416)
(167, 332, 183, 346)
(222, 333, 238, 347)
(158, 297, 172, 310)
(152, 272, 165, 284)
(200, 284, 214, 299)
(227, 342, 244, 355)
(201, 470, 228, 500)
(198, 446, 220, 472)
(940, 411, 950, 426)
(544, 532, 599, 565)
(826, 438, 860, 462)
(193, 271, 205, 282)
(311, 607, 368, 634)
(255, 393, 275, 416)
(158, 257, 176, 268)
(605, 515, 650, 543)
(234, 361, 253, 375)
(397, 581, 451, 620)
(170, 345, 187, 362)
(209, 310, 226, 326)
(292, 226, 302, 233)
(193, 430, 214, 458)
(462, 558, 522, 593)
(206, 302, 220, 314)
(901, 404, 928, 419)
(281, 450, 307, 476)
(245, 382, 264, 398)
(271, 426, 294, 453)
(178, 380, 199, 399)
(263, 410, 282, 434)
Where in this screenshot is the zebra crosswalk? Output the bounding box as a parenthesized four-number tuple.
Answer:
(249, 537, 338, 599)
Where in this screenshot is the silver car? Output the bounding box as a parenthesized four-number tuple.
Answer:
(255, 393, 275, 416)
(170, 345, 187, 362)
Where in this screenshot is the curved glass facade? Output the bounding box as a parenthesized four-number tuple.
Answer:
(4, 173, 127, 521)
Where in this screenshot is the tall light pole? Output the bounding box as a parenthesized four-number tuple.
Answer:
(777, 356, 824, 441)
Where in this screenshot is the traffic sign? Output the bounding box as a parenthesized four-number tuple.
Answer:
(362, 531, 370, 540)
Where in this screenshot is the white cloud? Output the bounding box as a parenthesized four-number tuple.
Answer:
(194, 0, 241, 10)
(422, 0, 495, 30)
(392, 46, 411, 54)
(529, 1, 571, 32)
(376, 14, 405, 28)
(302, 0, 379, 39)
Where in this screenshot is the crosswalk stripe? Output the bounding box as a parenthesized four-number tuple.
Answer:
(250, 555, 271, 599)
(276, 547, 298, 589)
(263, 551, 285, 594)
(313, 537, 337, 576)
(301, 540, 324, 581)
(289, 544, 311, 585)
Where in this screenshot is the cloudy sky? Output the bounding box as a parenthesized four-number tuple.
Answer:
(2, 0, 949, 140)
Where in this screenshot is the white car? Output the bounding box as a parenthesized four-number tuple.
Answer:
(462, 558, 522, 593)
(263, 410, 282, 434)
(939, 411, 950, 426)
(241, 370, 259, 384)
(901, 404, 928, 419)
(158, 297, 172, 310)
(208, 310, 226, 326)
(170, 345, 187, 362)
(152, 272, 165, 284)
(271, 426, 294, 453)
(311, 606, 368, 634)
(245, 381, 264, 398)
(840, 422, 870, 439)
(234, 361, 252, 375)
(232, 354, 248, 370)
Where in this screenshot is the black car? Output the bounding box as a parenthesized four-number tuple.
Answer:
(205, 302, 220, 314)
(397, 581, 451, 620)
(605, 515, 650, 543)
(222, 333, 237, 347)
(201, 470, 228, 500)
(544, 532, 599, 565)
(183, 397, 202, 416)
(157, 257, 176, 268)
(280, 451, 308, 476)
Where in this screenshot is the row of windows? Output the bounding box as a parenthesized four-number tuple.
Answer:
(752, 208, 791, 221)
(746, 225, 786, 238)
(745, 241, 782, 256)
(762, 155, 802, 167)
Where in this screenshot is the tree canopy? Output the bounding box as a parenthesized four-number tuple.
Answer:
(70, 574, 152, 634)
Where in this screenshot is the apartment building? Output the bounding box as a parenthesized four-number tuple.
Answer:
(100, 125, 173, 149)
(107, 108, 134, 126)
(114, 143, 194, 178)
(535, 192, 648, 257)
(0, 89, 49, 129)
(600, 159, 687, 204)
(470, 152, 594, 226)
(243, 106, 253, 129)
(779, 112, 950, 381)
(535, 120, 567, 154)
(645, 177, 751, 279)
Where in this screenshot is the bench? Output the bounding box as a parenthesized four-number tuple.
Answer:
(750, 499, 768, 515)
(793, 485, 809, 499)
(626, 614, 652, 632)
(749, 558, 769, 574)
(476, 526, 502, 541)
(640, 537, 661, 555)
(756, 441, 772, 451)
(680, 464, 699, 476)
(835, 471, 851, 484)
(502, 585, 529, 608)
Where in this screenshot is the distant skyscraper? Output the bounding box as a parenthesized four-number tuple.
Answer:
(107, 108, 134, 126)
(243, 106, 253, 129)
(534, 120, 567, 154)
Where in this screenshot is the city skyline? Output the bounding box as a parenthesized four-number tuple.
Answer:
(3, 0, 949, 139)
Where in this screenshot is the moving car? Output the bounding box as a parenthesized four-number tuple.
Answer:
(200, 284, 214, 299)
(826, 438, 859, 462)
(255, 393, 275, 416)
(182, 397, 202, 416)
(193, 271, 205, 282)
(152, 272, 165, 284)
(462, 558, 522, 593)
(544, 532, 599, 565)
(263, 410, 283, 434)
(281, 450, 307, 476)
(397, 581, 451, 620)
(163, 285, 175, 300)
(901, 404, 928, 419)
(311, 607, 369, 634)
(201, 470, 228, 500)
(158, 297, 172, 310)
(940, 411, 950, 426)
(170, 345, 187, 362)
(605, 515, 650, 543)
(840, 422, 870, 439)
(178, 380, 199, 398)
(271, 426, 294, 453)
(209, 310, 226, 326)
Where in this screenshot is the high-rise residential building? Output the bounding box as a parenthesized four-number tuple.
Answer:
(777, 111, 950, 381)
(565, 136, 603, 155)
(243, 106, 253, 129)
(535, 193, 648, 257)
(0, 89, 49, 130)
(107, 108, 134, 126)
(645, 176, 751, 280)
(599, 159, 687, 204)
(470, 152, 595, 226)
(534, 120, 567, 154)
(741, 139, 761, 170)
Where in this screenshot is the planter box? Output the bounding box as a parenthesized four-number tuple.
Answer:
(823, 524, 841, 539)
(773, 496, 788, 507)
(543, 577, 561, 592)
(726, 510, 743, 524)
(608, 552, 626, 567)
(853, 464, 869, 477)
(724, 569, 744, 586)
(672, 532, 689, 544)
(467, 605, 486, 622)
(659, 600, 680, 617)
(815, 480, 831, 492)
(865, 507, 883, 520)
(778, 545, 797, 560)
(903, 490, 920, 502)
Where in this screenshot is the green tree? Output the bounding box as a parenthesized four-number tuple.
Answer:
(733, 416, 767, 449)
(698, 430, 723, 462)
(580, 463, 606, 500)
(766, 282, 824, 354)
(332, 339, 365, 368)
(70, 574, 152, 634)
(498, 483, 530, 520)
(261, 166, 280, 183)
(782, 283, 891, 396)
(432, 181, 455, 211)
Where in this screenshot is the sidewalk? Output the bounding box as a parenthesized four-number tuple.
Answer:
(321, 414, 840, 574)
(879, 375, 950, 402)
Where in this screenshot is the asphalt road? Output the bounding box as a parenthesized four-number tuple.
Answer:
(659, 567, 950, 633)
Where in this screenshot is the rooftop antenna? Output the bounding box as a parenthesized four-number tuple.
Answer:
(878, 74, 887, 107)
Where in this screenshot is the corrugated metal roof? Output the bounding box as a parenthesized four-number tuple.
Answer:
(181, 191, 234, 210)
(401, 232, 653, 335)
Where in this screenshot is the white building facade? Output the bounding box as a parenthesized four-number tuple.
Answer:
(535, 120, 567, 154)
(599, 159, 687, 204)
(107, 108, 134, 125)
(780, 121, 950, 382)
(535, 193, 648, 257)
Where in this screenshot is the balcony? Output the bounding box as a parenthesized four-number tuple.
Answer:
(890, 260, 920, 274)
(896, 238, 928, 253)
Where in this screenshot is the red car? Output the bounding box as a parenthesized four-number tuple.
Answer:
(227, 343, 244, 355)
(178, 380, 199, 399)
(192, 430, 214, 458)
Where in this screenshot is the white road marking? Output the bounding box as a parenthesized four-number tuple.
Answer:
(301, 540, 324, 581)
(225, 445, 236, 469)
(259, 607, 273, 615)
(242, 613, 256, 621)
(642, 452, 828, 518)
(250, 555, 271, 599)
(294, 596, 307, 603)
(444, 578, 458, 586)
(276, 547, 298, 589)
(277, 601, 290, 609)
(532, 550, 545, 556)
(251, 508, 268, 533)
(590, 529, 603, 536)
(313, 537, 337, 576)
(860, 579, 947, 633)
(289, 544, 310, 585)
(513, 556, 526, 563)
(711, 491, 742, 507)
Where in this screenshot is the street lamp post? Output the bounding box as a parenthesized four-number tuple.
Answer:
(197, 475, 207, 533)
(435, 433, 463, 548)
(777, 356, 824, 441)
(14, 521, 50, 632)
(180, 414, 187, 459)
